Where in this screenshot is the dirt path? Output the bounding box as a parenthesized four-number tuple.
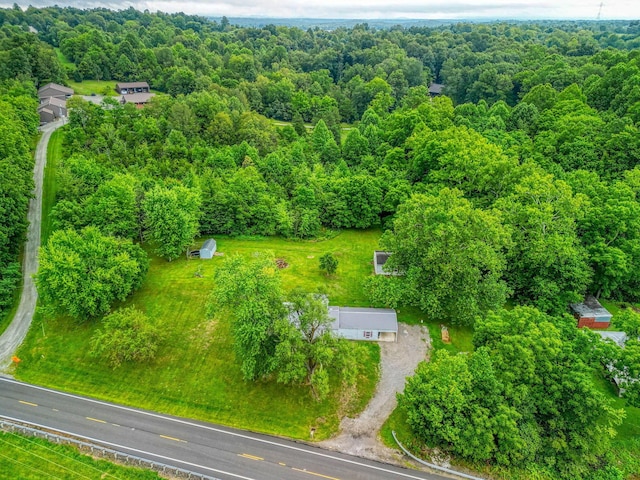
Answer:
(320, 324, 430, 462)
(0, 119, 64, 371)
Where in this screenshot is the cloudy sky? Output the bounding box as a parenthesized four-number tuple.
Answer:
(5, 0, 640, 19)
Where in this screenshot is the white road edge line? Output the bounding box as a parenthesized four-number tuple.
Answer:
(0, 414, 255, 480)
(0, 378, 433, 480)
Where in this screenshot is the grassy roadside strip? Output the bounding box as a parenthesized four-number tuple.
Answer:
(41, 128, 63, 244)
(0, 430, 160, 480)
(15, 230, 382, 441)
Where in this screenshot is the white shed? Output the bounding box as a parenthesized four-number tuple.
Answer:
(200, 239, 217, 259)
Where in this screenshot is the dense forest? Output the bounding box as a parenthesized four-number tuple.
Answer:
(2, 6, 640, 479)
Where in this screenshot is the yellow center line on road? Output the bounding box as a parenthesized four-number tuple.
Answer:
(291, 467, 340, 480)
(237, 453, 264, 461)
(160, 434, 187, 443)
(86, 417, 107, 424)
(19, 400, 38, 407)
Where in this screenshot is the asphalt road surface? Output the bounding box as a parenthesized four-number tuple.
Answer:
(0, 377, 449, 480)
(0, 120, 65, 370)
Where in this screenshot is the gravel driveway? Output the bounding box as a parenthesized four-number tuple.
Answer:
(320, 323, 431, 462)
(0, 119, 64, 370)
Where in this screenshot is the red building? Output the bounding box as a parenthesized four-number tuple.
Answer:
(570, 296, 612, 329)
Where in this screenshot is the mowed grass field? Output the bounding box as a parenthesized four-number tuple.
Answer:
(0, 430, 160, 480)
(66, 79, 117, 96)
(14, 231, 382, 440)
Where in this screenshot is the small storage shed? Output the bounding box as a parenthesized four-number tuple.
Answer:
(570, 296, 612, 329)
(200, 239, 217, 259)
(329, 306, 398, 342)
(373, 251, 392, 275)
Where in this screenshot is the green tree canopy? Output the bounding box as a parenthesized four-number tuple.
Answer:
(208, 253, 285, 380)
(377, 188, 510, 325)
(274, 291, 358, 399)
(36, 227, 148, 320)
(90, 307, 163, 368)
(143, 184, 201, 261)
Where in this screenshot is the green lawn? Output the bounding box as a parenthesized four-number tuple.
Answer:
(0, 430, 160, 480)
(15, 231, 382, 440)
(41, 128, 63, 244)
(54, 48, 74, 69)
(66, 79, 117, 96)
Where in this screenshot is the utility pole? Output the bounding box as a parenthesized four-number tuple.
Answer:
(597, 2, 604, 20)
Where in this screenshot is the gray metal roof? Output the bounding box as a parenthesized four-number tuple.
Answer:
(38, 83, 74, 96)
(38, 97, 66, 109)
(570, 296, 612, 319)
(120, 93, 155, 104)
(595, 331, 628, 348)
(201, 239, 216, 251)
(329, 306, 398, 332)
(429, 83, 445, 94)
(116, 81, 150, 89)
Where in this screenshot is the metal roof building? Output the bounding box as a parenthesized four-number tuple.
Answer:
(329, 306, 398, 342)
(200, 239, 217, 259)
(116, 82, 150, 94)
(570, 296, 612, 329)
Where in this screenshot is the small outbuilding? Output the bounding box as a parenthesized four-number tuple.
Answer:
(570, 296, 612, 329)
(429, 83, 445, 96)
(200, 239, 217, 259)
(373, 251, 402, 276)
(373, 251, 392, 275)
(116, 81, 150, 95)
(329, 306, 398, 342)
(119, 92, 155, 108)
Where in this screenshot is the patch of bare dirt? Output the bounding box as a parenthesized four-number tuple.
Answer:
(319, 324, 431, 462)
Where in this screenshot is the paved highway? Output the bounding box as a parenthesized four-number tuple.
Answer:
(0, 377, 449, 480)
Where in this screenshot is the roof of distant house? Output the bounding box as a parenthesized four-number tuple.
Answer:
(570, 296, 612, 319)
(116, 81, 150, 89)
(429, 83, 444, 94)
(38, 83, 74, 96)
(37, 97, 67, 110)
(120, 93, 155, 104)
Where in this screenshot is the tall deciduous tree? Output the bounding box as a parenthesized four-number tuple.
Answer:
(401, 307, 624, 477)
(143, 184, 201, 261)
(36, 227, 148, 320)
(496, 169, 591, 314)
(378, 188, 510, 325)
(209, 254, 285, 380)
(275, 291, 357, 399)
(84, 173, 140, 240)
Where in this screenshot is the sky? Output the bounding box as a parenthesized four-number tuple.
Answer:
(4, 0, 640, 20)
